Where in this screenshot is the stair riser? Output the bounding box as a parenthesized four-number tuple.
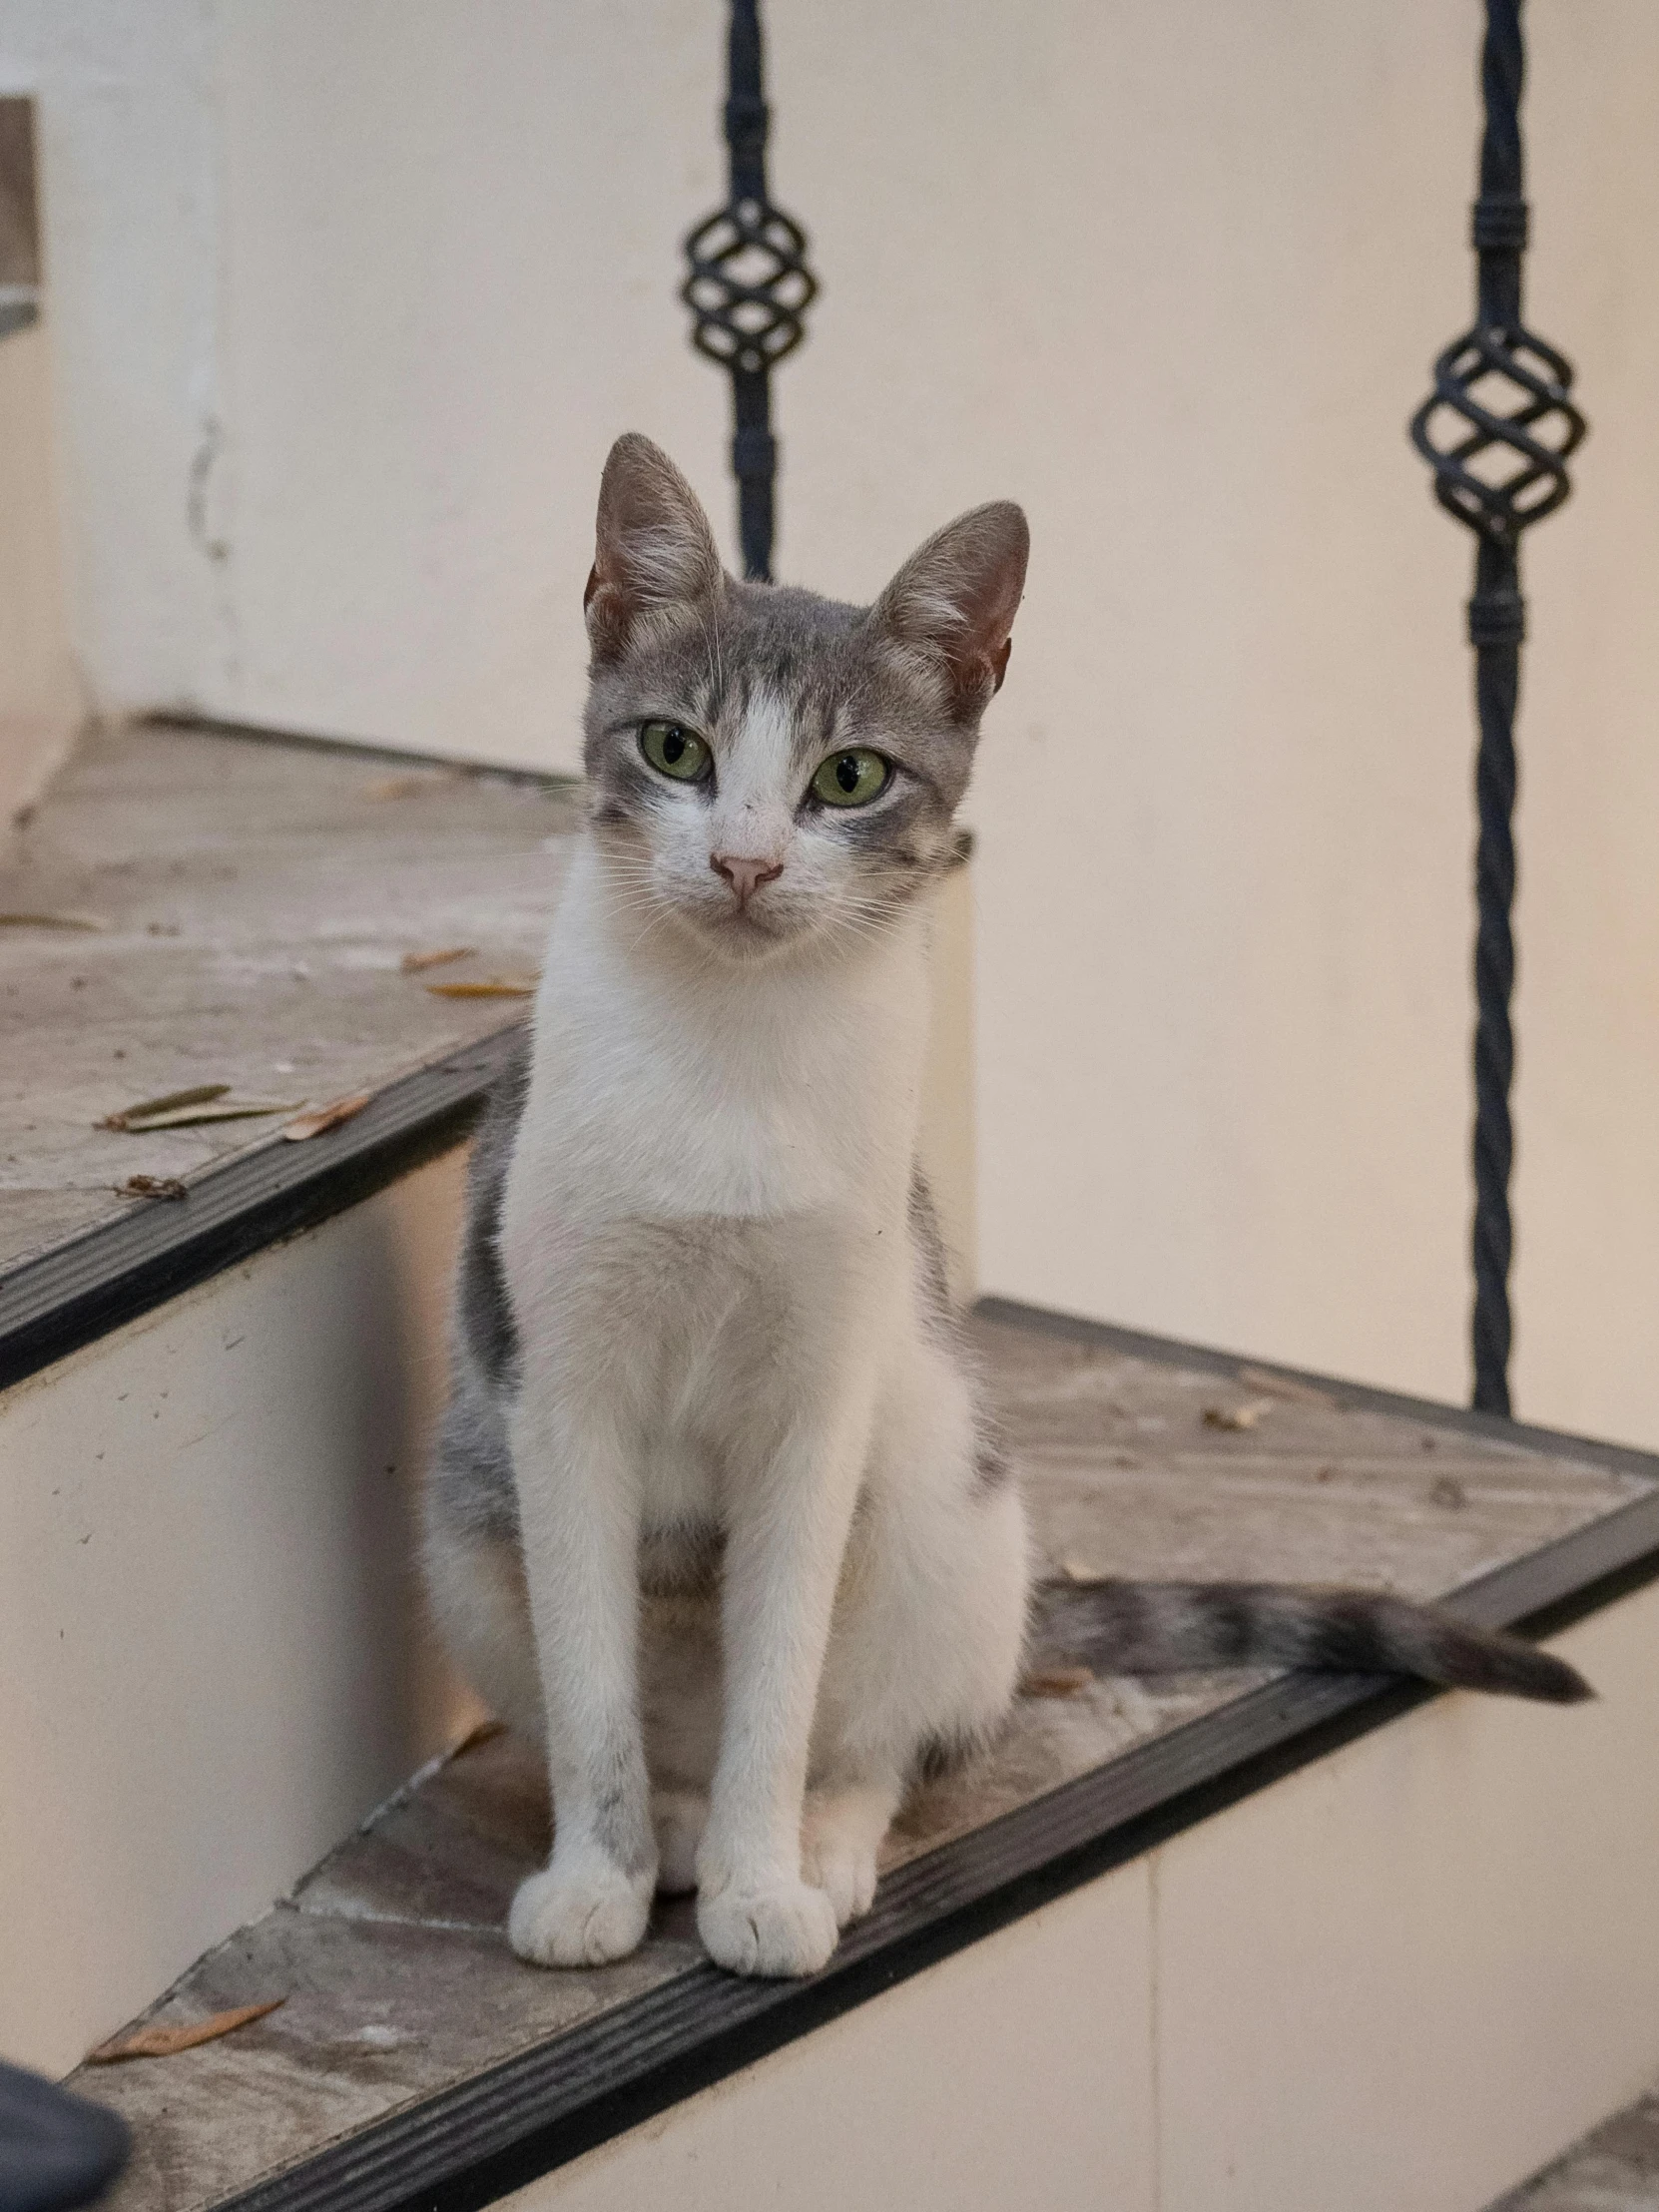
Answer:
(0, 1150, 473, 2075)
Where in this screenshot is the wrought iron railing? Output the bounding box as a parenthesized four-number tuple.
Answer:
(679, 1, 1587, 1420)
(681, 0, 817, 581)
(1411, 0, 1586, 1413)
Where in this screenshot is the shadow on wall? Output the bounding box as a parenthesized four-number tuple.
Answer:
(1, 95, 81, 831)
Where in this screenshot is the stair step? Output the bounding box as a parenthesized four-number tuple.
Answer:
(65, 1306, 1659, 2212)
(1488, 2078, 1659, 2209)
(0, 716, 579, 1376)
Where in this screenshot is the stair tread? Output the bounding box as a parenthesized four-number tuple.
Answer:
(1488, 2080, 1659, 2208)
(0, 719, 579, 1283)
(67, 1309, 1650, 2212)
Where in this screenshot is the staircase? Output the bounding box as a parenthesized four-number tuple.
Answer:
(7, 724, 1659, 2212)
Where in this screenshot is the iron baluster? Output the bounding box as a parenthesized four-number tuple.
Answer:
(1409, 0, 1586, 1415)
(681, 0, 818, 581)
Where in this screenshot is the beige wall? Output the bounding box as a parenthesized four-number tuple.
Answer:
(5, 3, 1658, 1440)
(0, 316, 78, 824)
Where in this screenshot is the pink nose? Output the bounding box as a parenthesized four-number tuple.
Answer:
(711, 853, 784, 905)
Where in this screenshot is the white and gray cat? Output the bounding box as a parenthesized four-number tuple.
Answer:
(423, 434, 1587, 1983)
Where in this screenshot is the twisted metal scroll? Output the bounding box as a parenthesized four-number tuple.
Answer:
(681, 0, 818, 581)
(1409, 0, 1586, 1415)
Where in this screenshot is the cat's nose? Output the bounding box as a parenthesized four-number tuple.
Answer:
(710, 853, 784, 906)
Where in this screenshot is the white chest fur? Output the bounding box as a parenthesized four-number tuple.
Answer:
(510, 836, 930, 1230)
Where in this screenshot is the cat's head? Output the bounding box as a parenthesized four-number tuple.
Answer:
(581, 433, 1027, 964)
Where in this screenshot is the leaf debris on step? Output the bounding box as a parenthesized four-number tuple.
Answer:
(281, 1091, 372, 1141)
(451, 1717, 508, 1759)
(424, 976, 537, 998)
(400, 945, 477, 972)
(1057, 1557, 1112, 1586)
(1202, 1399, 1274, 1432)
(85, 1999, 284, 2064)
(1019, 1666, 1095, 1700)
(1236, 1363, 1336, 1407)
(116, 1175, 189, 1201)
(101, 1085, 300, 1132)
(363, 772, 458, 802)
(0, 909, 111, 931)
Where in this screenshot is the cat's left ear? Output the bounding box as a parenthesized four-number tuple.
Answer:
(870, 502, 1029, 721)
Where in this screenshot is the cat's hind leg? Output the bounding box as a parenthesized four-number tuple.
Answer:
(806, 1337, 1029, 1928)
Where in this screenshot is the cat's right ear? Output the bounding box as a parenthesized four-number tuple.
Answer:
(585, 434, 725, 665)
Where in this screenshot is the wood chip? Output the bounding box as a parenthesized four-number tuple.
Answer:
(281, 1091, 372, 1141)
(424, 976, 537, 998)
(400, 945, 477, 973)
(1236, 1363, 1336, 1407)
(116, 1175, 189, 1201)
(0, 909, 111, 931)
(1202, 1399, 1273, 1432)
(85, 1999, 283, 2063)
(1020, 1666, 1094, 1700)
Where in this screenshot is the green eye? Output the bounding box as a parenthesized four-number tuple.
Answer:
(640, 721, 711, 782)
(811, 749, 890, 809)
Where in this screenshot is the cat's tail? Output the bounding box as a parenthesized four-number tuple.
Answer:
(1034, 1577, 1591, 1704)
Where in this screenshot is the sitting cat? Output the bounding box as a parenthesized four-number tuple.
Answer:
(423, 433, 1586, 1982)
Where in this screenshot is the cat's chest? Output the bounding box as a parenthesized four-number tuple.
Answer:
(523, 922, 925, 1224)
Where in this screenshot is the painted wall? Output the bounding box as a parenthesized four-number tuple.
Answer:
(4, 2, 1657, 1441)
(0, 315, 78, 822)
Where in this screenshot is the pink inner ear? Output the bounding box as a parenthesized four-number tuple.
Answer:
(990, 636, 1013, 695)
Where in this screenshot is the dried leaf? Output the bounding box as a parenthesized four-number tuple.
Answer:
(281, 1091, 372, 1141)
(424, 976, 537, 999)
(101, 1084, 227, 1130)
(85, 1999, 283, 2063)
(0, 909, 111, 931)
(1236, 1364, 1335, 1407)
(1058, 1557, 1111, 1585)
(400, 945, 476, 973)
(363, 772, 455, 802)
(451, 1717, 508, 1759)
(116, 1175, 189, 1201)
(1020, 1666, 1094, 1700)
(104, 1085, 299, 1132)
(1202, 1399, 1273, 1432)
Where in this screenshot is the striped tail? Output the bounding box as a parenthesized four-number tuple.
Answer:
(1034, 1578, 1590, 1704)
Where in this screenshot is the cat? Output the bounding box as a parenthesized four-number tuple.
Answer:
(423, 433, 1588, 1983)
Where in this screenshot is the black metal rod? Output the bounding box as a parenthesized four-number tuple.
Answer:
(682, 0, 817, 582)
(1470, 534, 1520, 1411)
(1410, 0, 1585, 1416)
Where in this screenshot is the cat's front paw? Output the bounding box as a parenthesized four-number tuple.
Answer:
(508, 1861, 653, 1968)
(697, 1878, 838, 1978)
